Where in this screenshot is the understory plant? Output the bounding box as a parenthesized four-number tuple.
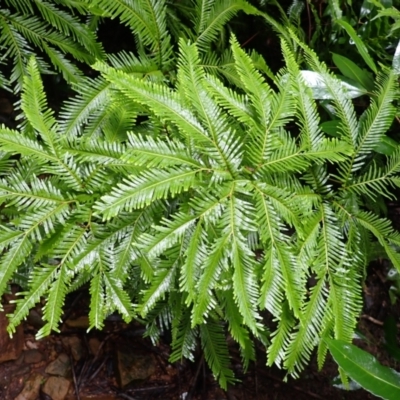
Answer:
(0, 0, 103, 90)
(1, 27, 400, 387)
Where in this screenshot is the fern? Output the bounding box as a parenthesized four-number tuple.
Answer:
(0, 0, 103, 90)
(1, 0, 400, 390)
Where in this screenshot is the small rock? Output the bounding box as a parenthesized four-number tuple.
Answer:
(88, 337, 101, 356)
(0, 304, 24, 363)
(45, 353, 71, 377)
(114, 345, 156, 387)
(15, 373, 43, 400)
(42, 376, 70, 400)
(27, 309, 45, 329)
(26, 340, 39, 350)
(24, 349, 44, 364)
(65, 316, 89, 329)
(62, 336, 84, 361)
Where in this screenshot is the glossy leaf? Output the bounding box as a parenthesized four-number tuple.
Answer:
(326, 338, 400, 400)
(335, 20, 378, 73)
(374, 135, 399, 156)
(300, 70, 367, 99)
(393, 39, 400, 74)
(332, 53, 374, 91)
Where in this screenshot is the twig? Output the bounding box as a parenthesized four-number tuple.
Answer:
(260, 371, 324, 400)
(241, 32, 259, 48)
(70, 354, 81, 400)
(87, 356, 108, 382)
(362, 314, 400, 328)
(77, 358, 90, 388)
(118, 394, 137, 400)
(306, 0, 312, 43)
(186, 354, 205, 400)
(128, 384, 173, 393)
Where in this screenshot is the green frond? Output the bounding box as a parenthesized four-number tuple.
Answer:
(124, 134, 202, 169)
(95, 63, 214, 147)
(33, 0, 104, 59)
(200, 319, 235, 389)
(205, 73, 258, 129)
(231, 36, 271, 133)
(138, 259, 178, 317)
(0, 174, 65, 210)
(37, 265, 70, 338)
(170, 306, 198, 363)
(0, 235, 32, 306)
(141, 212, 198, 260)
(103, 271, 134, 322)
(94, 168, 202, 220)
(91, 0, 172, 66)
(0, 127, 57, 162)
(258, 134, 310, 174)
(59, 77, 112, 138)
(267, 301, 295, 367)
(180, 222, 208, 304)
(15, 203, 70, 242)
(223, 289, 255, 370)
(344, 161, 397, 200)
(288, 34, 359, 151)
(7, 264, 58, 334)
(194, 0, 258, 52)
(21, 57, 58, 149)
(192, 233, 230, 325)
(352, 70, 397, 171)
(284, 277, 329, 376)
(88, 271, 106, 330)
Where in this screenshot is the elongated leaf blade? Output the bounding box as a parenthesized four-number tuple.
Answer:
(326, 339, 400, 400)
(332, 53, 373, 91)
(335, 20, 377, 73)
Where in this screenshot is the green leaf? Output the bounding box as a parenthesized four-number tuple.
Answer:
(335, 20, 377, 73)
(374, 135, 399, 156)
(326, 338, 400, 400)
(332, 53, 374, 91)
(299, 70, 367, 99)
(393, 39, 400, 75)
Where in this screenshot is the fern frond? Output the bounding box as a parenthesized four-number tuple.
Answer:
(7, 264, 58, 334)
(37, 265, 70, 338)
(192, 233, 230, 325)
(200, 319, 235, 389)
(94, 168, 202, 220)
(284, 277, 329, 376)
(223, 289, 255, 370)
(103, 271, 134, 322)
(0, 235, 32, 305)
(267, 301, 295, 367)
(91, 0, 172, 66)
(33, 0, 104, 59)
(170, 306, 197, 362)
(21, 57, 58, 150)
(352, 70, 397, 170)
(124, 134, 202, 169)
(59, 77, 112, 138)
(194, 0, 258, 52)
(88, 271, 106, 330)
(138, 258, 178, 317)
